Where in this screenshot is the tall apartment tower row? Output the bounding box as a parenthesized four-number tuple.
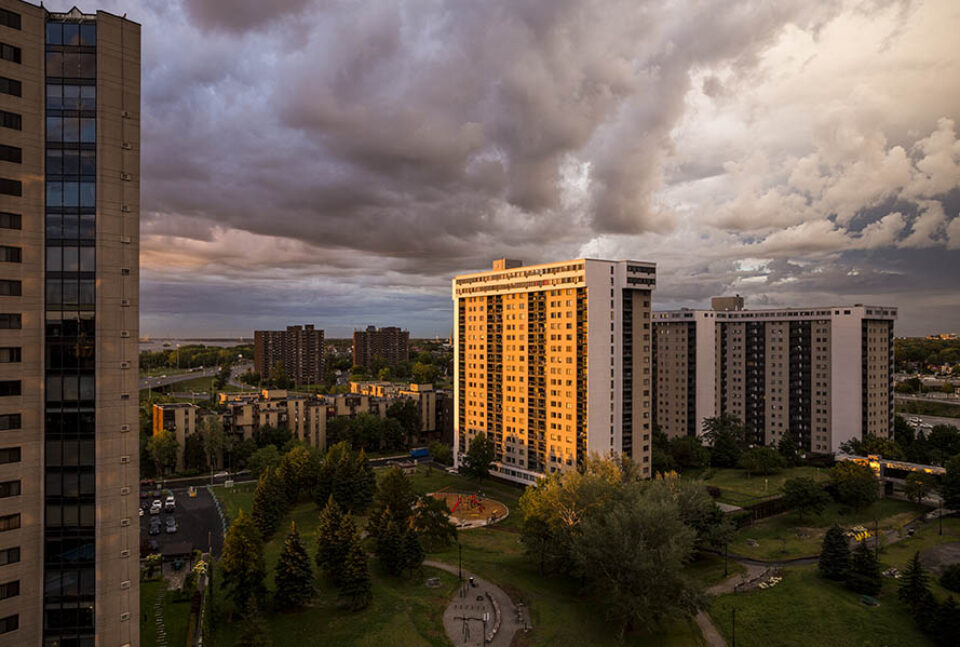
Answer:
(453, 258, 656, 485)
(653, 297, 896, 453)
(352, 325, 409, 370)
(254, 324, 324, 385)
(0, 3, 140, 645)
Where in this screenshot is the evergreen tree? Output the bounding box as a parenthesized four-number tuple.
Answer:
(274, 522, 314, 610)
(315, 495, 344, 576)
(942, 454, 960, 510)
(221, 511, 267, 614)
(376, 517, 405, 576)
(337, 528, 372, 611)
(351, 450, 376, 512)
(369, 468, 416, 539)
(935, 597, 960, 646)
(818, 524, 851, 581)
(251, 468, 287, 539)
(331, 514, 358, 586)
(236, 596, 272, 647)
(899, 551, 932, 612)
(846, 541, 881, 595)
(401, 529, 425, 576)
(412, 495, 457, 550)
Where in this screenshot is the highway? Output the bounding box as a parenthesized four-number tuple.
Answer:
(907, 413, 960, 430)
(139, 367, 218, 391)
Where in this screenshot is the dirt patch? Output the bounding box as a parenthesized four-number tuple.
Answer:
(432, 492, 509, 528)
(919, 542, 960, 575)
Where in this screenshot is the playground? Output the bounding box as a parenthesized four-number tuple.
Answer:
(432, 491, 509, 529)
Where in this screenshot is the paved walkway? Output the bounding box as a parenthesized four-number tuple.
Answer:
(425, 560, 528, 647)
(154, 587, 168, 647)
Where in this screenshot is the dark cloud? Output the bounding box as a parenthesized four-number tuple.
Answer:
(182, 0, 313, 33)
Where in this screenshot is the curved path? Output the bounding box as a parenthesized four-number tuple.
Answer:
(425, 560, 528, 647)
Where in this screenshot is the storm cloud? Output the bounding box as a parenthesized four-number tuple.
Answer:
(55, 0, 960, 336)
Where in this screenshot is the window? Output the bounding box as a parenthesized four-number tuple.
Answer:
(0, 547, 19, 567)
(0, 247, 20, 263)
(0, 280, 21, 296)
(0, 515, 19, 532)
(0, 43, 19, 64)
(0, 581, 17, 600)
(0, 348, 19, 363)
(0, 179, 20, 196)
(45, 22, 95, 46)
(0, 415, 19, 431)
(0, 448, 19, 463)
(0, 9, 20, 30)
(0, 213, 19, 230)
(0, 77, 19, 97)
(0, 315, 19, 329)
(0, 614, 16, 634)
(0, 110, 20, 130)
(0, 482, 15, 499)
(0, 146, 19, 164)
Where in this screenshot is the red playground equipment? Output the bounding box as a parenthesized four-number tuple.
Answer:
(449, 494, 485, 515)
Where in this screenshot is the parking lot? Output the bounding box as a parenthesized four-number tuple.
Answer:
(140, 485, 224, 559)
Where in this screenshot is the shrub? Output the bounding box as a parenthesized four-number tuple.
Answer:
(941, 564, 960, 593)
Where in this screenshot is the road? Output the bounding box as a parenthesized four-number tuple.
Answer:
(896, 394, 960, 405)
(908, 414, 960, 429)
(139, 367, 218, 391)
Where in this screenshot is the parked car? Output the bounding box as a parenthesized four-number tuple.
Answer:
(214, 471, 229, 479)
(148, 521, 161, 536)
(164, 495, 175, 512)
(139, 508, 144, 517)
(149, 500, 162, 515)
(165, 517, 177, 534)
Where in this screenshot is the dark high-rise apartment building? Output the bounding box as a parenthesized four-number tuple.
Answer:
(0, 3, 141, 645)
(352, 325, 409, 370)
(254, 324, 324, 385)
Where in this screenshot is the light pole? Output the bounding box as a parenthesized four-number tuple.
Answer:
(458, 541, 462, 582)
(940, 497, 943, 536)
(724, 540, 729, 577)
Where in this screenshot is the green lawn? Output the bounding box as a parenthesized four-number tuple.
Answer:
(710, 564, 933, 647)
(689, 466, 830, 506)
(730, 498, 927, 560)
(211, 467, 707, 646)
(896, 400, 960, 419)
(686, 552, 746, 588)
(140, 578, 193, 647)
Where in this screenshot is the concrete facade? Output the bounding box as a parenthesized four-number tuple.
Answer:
(253, 324, 324, 386)
(453, 258, 656, 485)
(352, 325, 409, 370)
(0, 3, 140, 644)
(653, 302, 896, 454)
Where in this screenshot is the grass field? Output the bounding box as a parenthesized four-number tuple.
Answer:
(211, 466, 709, 646)
(689, 466, 830, 506)
(710, 565, 932, 647)
(141, 579, 192, 647)
(896, 400, 960, 419)
(730, 498, 926, 560)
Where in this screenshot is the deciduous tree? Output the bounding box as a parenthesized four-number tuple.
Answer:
(830, 461, 878, 509)
(462, 431, 495, 478)
(221, 511, 266, 614)
(782, 477, 830, 521)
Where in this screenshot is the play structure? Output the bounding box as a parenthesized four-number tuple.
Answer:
(432, 491, 509, 529)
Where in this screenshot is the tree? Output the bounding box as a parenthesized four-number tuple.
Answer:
(401, 529, 425, 576)
(782, 477, 830, 520)
(671, 435, 710, 470)
(412, 495, 457, 550)
(253, 425, 292, 450)
(232, 437, 258, 470)
(315, 496, 346, 583)
(935, 597, 960, 647)
(841, 433, 904, 460)
(274, 522, 314, 610)
(942, 454, 960, 510)
(846, 541, 881, 595)
(247, 445, 282, 479)
(387, 398, 421, 446)
(251, 468, 287, 539)
(941, 564, 960, 593)
(818, 524, 850, 581)
(375, 517, 406, 576)
(738, 446, 787, 476)
(412, 361, 440, 384)
(236, 596, 272, 647)
(929, 425, 960, 465)
(277, 445, 320, 504)
(899, 551, 933, 612)
(428, 441, 452, 466)
(201, 415, 226, 472)
(830, 461, 878, 509)
(904, 472, 936, 505)
(147, 429, 179, 481)
(570, 479, 703, 637)
(380, 418, 405, 452)
(338, 528, 372, 611)
(777, 430, 801, 466)
(221, 510, 266, 614)
(461, 432, 495, 478)
(651, 427, 677, 475)
(369, 467, 416, 537)
(269, 360, 292, 389)
(702, 415, 749, 468)
(183, 433, 207, 472)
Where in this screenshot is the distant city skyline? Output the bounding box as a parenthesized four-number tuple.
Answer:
(47, 0, 955, 341)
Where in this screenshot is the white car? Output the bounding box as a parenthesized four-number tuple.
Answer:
(149, 500, 162, 515)
(164, 496, 175, 512)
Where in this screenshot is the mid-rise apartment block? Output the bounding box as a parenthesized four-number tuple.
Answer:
(653, 298, 896, 453)
(153, 402, 198, 473)
(352, 325, 409, 370)
(453, 258, 656, 485)
(349, 381, 437, 435)
(0, 3, 140, 644)
(254, 324, 324, 386)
